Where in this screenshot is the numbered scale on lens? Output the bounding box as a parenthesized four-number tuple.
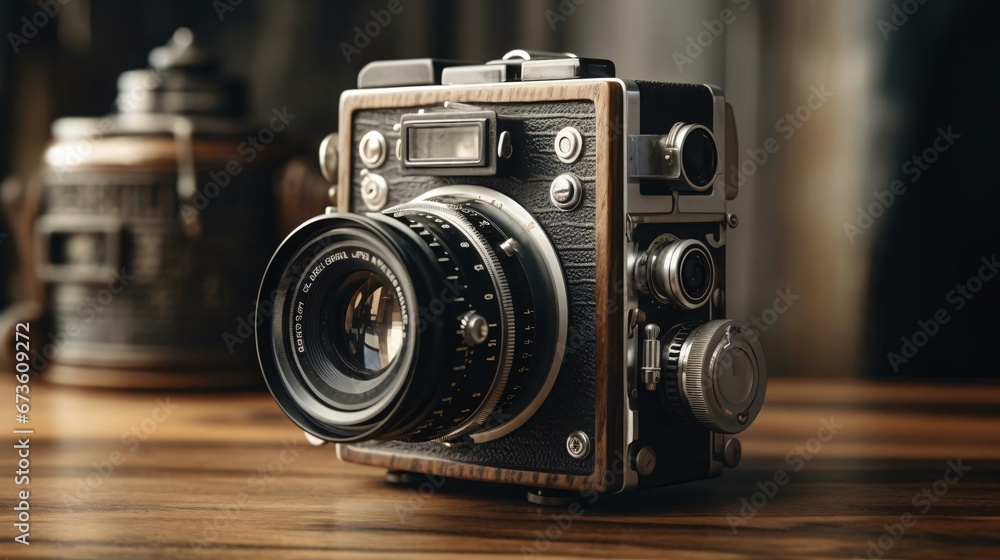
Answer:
(383, 200, 537, 442)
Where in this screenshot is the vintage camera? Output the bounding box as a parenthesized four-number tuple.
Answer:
(257, 51, 766, 501)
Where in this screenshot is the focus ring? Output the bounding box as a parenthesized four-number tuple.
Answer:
(682, 323, 717, 426)
(383, 201, 516, 441)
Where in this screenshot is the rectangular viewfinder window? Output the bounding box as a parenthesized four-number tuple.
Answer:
(406, 123, 484, 164)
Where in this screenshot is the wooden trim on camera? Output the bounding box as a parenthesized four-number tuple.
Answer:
(337, 80, 624, 492)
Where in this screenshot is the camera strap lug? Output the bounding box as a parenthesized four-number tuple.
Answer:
(628, 134, 680, 180)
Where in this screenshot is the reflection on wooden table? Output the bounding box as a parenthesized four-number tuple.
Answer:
(2, 377, 999, 559)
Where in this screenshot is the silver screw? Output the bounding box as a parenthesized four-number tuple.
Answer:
(549, 174, 582, 211)
(551, 179, 572, 203)
(635, 446, 657, 476)
(566, 431, 591, 459)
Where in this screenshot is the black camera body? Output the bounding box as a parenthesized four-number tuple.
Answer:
(257, 51, 766, 498)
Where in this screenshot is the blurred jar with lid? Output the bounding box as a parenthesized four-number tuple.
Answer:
(19, 28, 289, 388)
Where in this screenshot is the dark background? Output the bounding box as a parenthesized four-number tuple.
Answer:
(1, 0, 998, 379)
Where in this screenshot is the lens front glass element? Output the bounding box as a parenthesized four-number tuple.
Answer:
(285, 241, 411, 414)
(333, 271, 404, 375)
(682, 127, 718, 188)
(680, 249, 711, 301)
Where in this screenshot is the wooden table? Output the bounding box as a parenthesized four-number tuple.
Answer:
(2, 377, 999, 559)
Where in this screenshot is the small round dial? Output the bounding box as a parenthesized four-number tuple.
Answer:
(661, 320, 766, 434)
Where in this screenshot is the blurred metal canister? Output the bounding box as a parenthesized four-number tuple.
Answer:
(35, 28, 282, 388)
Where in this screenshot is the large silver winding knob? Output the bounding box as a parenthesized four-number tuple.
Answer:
(662, 320, 766, 434)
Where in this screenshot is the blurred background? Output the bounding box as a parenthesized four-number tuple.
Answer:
(1, 0, 997, 381)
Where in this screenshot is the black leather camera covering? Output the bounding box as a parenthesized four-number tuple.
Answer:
(346, 100, 599, 476)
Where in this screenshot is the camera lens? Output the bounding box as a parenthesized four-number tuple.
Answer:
(681, 127, 718, 189)
(664, 123, 719, 191)
(332, 271, 403, 374)
(276, 231, 417, 419)
(257, 188, 567, 444)
(297, 268, 405, 412)
(679, 249, 711, 301)
(637, 237, 715, 310)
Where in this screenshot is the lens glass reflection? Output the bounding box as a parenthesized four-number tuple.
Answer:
(682, 128, 718, 187)
(334, 271, 404, 376)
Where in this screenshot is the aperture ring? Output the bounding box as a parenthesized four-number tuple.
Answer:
(383, 201, 516, 441)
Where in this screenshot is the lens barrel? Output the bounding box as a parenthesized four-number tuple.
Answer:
(636, 237, 716, 310)
(257, 190, 565, 444)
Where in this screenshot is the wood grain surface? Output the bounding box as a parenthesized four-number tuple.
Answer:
(2, 377, 999, 559)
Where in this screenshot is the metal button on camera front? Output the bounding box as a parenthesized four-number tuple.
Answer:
(460, 311, 489, 346)
(549, 173, 582, 211)
(554, 127, 583, 163)
(318, 133, 339, 182)
(360, 170, 388, 211)
(634, 446, 657, 476)
(359, 130, 387, 168)
(499, 237, 520, 256)
(566, 431, 591, 460)
(497, 130, 513, 159)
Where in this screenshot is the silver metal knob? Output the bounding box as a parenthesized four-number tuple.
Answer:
(665, 320, 766, 434)
(460, 311, 489, 346)
(360, 170, 388, 211)
(318, 133, 339, 183)
(359, 130, 387, 168)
